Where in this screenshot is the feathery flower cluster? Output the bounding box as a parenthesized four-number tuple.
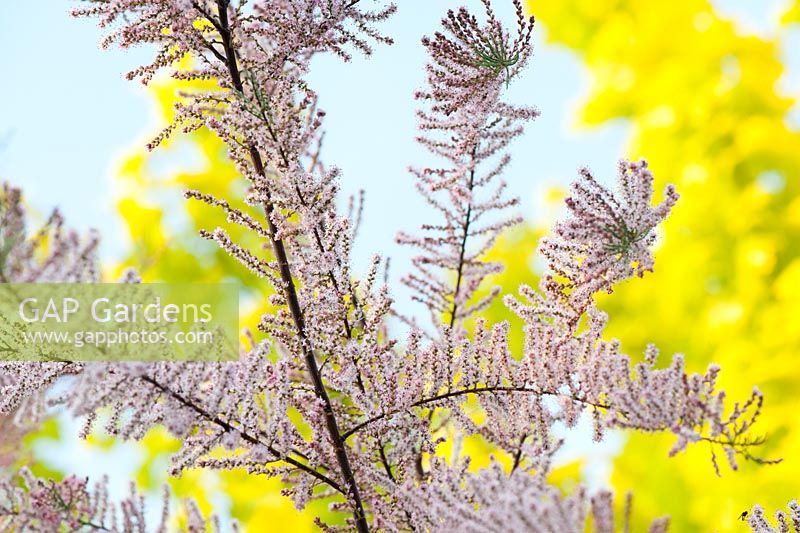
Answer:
(0, 468, 225, 532)
(747, 501, 800, 532)
(417, 0, 534, 116)
(0, 1, 782, 530)
(0, 182, 99, 284)
(0, 183, 100, 425)
(538, 160, 679, 325)
(398, 460, 670, 532)
(398, 0, 538, 329)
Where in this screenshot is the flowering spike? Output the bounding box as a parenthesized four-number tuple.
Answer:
(0, 468, 229, 532)
(399, 0, 538, 331)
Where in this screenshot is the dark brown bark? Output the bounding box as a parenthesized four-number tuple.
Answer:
(211, 2, 369, 530)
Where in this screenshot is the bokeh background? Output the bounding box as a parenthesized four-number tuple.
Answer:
(2, 0, 800, 530)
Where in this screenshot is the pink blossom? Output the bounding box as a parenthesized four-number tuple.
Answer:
(0, 1, 781, 530)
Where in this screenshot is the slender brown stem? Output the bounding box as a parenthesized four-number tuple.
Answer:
(76, 519, 111, 531)
(139, 374, 345, 494)
(211, 2, 369, 530)
(415, 147, 478, 477)
(448, 147, 478, 328)
(510, 434, 526, 474)
(377, 444, 395, 482)
(343, 386, 611, 440)
(210, 0, 363, 370)
(44, 356, 342, 492)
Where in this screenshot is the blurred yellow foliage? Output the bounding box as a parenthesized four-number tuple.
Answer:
(523, 0, 800, 530)
(113, 64, 268, 295)
(784, 2, 800, 24)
